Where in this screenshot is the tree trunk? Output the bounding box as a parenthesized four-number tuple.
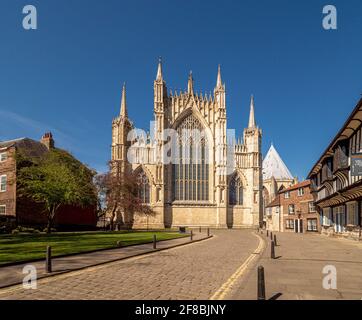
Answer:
(110, 205, 117, 231)
(46, 215, 53, 234)
(46, 206, 57, 234)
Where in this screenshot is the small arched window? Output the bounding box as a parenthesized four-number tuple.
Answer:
(137, 171, 150, 204)
(229, 175, 243, 205)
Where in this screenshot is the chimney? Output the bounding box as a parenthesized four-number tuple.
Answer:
(41, 132, 54, 149)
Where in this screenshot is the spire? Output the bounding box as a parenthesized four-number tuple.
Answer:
(156, 57, 163, 81)
(216, 64, 222, 88)
(248, 95, 256, 128)
(120, 82, 127, 117)
(187, 71, 194, 95)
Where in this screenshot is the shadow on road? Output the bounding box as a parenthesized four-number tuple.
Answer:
(269, 293, 283, 300)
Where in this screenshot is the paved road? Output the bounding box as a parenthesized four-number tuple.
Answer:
(0, 229, 259, 300)
(231, 231, 362, 300)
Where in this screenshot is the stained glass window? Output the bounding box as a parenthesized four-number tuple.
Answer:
(172, 114, 209, 201)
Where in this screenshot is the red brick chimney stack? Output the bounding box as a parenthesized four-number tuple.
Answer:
(40, 132, 55, 149)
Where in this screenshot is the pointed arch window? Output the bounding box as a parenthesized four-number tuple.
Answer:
(172, 114, 209, 201)
(137, 171, 150, 204)
(229, 175, 243, 205)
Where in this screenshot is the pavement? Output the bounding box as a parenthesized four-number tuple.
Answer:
(0, 231, 208, 289)
(0, 229, 259, 300)
(1, 229, 361, 300)
(230, 231, 362, 300)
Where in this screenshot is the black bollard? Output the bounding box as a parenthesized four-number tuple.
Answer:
(46, 246, 52, 273)
(274, 234, 277, 246)
(207, 228, 210, 237)
(267, 230, 269, 237)
(153, 234, 157, 249)
(271, 240, 275, 259)
(257, 266, 266, 300)
(270, 231, 273, 240)
(190, 230, 193, 241)
(199, 226, 201, 233)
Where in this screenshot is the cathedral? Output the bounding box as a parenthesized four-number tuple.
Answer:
(111, 60, 262, 229)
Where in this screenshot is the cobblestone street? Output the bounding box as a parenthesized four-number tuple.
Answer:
(2, 229, 362, 300)
(0, 229, 259, 300)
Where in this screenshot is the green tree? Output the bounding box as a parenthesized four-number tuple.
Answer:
(17, 149, 97, 233)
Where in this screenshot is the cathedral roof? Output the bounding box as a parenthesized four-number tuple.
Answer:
(262, 144, 293, 181)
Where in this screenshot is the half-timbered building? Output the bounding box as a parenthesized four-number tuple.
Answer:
(308, 98, 362, 240)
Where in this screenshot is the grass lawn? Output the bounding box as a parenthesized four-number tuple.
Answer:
(0, 231, 188, 266)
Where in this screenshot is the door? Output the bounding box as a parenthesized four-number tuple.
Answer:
(294, 219, 298, 233)
(335, 213, 342, 233)
(294, 219, 303, 233)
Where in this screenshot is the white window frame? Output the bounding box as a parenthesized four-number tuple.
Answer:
(346, 201, 358, 226)
(0, 152, 7, 162)
(307, 218, 318, 231)
(323, 208, 331, 226)
(288, 204, 295, 214)
(0, 205, 6, 215)
(0, 175, 6, 192)
(284, 191, 290, 199)
(333, 206, 346, 232)
(286, 219, 294, 229)
(298, 187, 305, 196)
(308, 202, 316, 213)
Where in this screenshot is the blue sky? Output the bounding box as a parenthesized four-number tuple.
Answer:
(0, 0, 361, 178)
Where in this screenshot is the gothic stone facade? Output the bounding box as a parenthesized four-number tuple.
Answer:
(111, 61, 262, 229)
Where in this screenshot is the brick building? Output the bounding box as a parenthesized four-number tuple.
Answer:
(266, 180, 319, 233)
(0, 133, 97, 230)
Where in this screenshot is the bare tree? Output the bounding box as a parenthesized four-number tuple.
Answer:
(95, 162, 154, 230)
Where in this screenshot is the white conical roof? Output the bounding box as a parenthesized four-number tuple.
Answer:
(262, 144, 293, 180)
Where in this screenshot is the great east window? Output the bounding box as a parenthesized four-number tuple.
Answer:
(172, 114, 209, 201)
